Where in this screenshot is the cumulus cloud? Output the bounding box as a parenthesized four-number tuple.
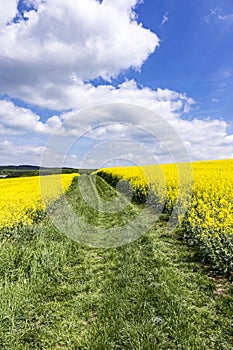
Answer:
(0, 100, 62, 135)
(0, 140, 44, 155)
(11, 77, 193, 112)
(0, 80, 193, 138)
(1, 82, 233, 166)
(68, 103, 233, 164)
(0, 1, 232, 166)
(0, 0, 159, 106)
(0, 139, 45, 165)
(0, 0, 18, 25)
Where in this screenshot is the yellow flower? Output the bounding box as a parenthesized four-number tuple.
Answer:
(0, 173, 78, 230)
(96, 159, 233, 240)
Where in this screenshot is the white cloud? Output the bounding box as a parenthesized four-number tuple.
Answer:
(1, 81, 233, 166)
(12, 77, 193, 112)
(0, 139, 45, 165)
(205, 8, 233, 22)
(0, 0, 159, 105)
(59, 81, 194, 123)
(218, 13, 233, 21)
(171, 116, 233, 161)
(0, 100, 62, 135)
(104, 0, 141, 12)
(161, 12, 168, 26)
(0, 1, 232, 166)
(0, 0, 18, 25)
(205, 8, 219, 22)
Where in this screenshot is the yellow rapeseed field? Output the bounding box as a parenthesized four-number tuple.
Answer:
(96, 159, 233, 274)
(0, 173, 78, 230)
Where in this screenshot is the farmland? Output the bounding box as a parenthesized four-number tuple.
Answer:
(0, 173, 78, 230)
(0, 163, 232, 349)
(97, 159, 233, 276)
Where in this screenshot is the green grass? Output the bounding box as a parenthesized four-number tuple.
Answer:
(0, 175, 232, 349)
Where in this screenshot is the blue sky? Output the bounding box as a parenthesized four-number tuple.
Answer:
(0, 0, 233, 167)
(136, 0, 233, 122)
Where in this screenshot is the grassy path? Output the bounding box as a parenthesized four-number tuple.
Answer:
(0, 175, 232, 349)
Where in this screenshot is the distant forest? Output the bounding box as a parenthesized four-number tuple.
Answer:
(0, 165, 78, 178)
(0, 165, 97, 178)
